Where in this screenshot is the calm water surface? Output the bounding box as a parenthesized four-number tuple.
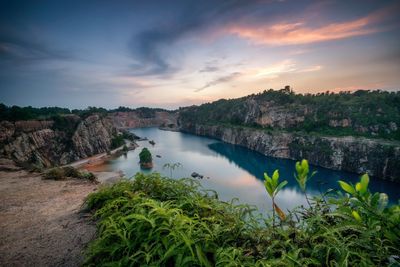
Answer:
(99, 127, 399, 212)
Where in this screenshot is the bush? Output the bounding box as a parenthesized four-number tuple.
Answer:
(62, 166, 81, 177)
(43, 167, 65, 180)
(83, 168, 400, 266)
(122, 145, 128, 153)
(79, 171, 97, 182)
(43, 166, 97, 181)
(139, 147, 152, 164)
(110, 135, 125, 149)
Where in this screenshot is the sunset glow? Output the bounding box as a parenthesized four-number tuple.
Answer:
(1, 0, 399, 108)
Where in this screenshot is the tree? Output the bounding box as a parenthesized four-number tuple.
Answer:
(139, 148, 153, 169)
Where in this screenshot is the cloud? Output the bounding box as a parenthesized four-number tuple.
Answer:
(227, 4, 399, 46)
(127, 1, 260, 76)
(254, 59, 297, 77)
(298, 65, 322, 73)
(199, 65, 219, 73)
(0, 29, 74, 63)
(195, 72, 241, 92)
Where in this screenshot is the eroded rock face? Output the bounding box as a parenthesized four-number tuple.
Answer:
(0, 115, 118, 167)
(108, 111, 178, 129)
(2, 128, 62, 166)
(72, 115, 117, 158)
(246, 99, 306, 128)
(0, 110, 178, 167)
(180, 123, 400, 182)
(0, 121, 15, 142)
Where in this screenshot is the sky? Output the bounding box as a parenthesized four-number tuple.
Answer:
(0, 0, 399, 109)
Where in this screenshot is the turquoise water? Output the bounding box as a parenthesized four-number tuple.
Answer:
(101, 127, 399, 212)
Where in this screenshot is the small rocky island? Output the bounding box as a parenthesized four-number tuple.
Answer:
(139, 147, 153, 169)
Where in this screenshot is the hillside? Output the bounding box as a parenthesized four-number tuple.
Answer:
(178, 88, 400, 181)
(179, 88, 400, 140)
(0, 105, 178, 168)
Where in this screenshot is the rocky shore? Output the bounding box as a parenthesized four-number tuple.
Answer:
(179, 123, 400, 182)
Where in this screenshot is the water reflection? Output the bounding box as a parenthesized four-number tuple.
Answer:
(99, 128, 399, 212)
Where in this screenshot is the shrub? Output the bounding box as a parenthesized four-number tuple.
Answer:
(79, 171, 97, 182)
(139, 147, 152, 164)
(122, 145, 128, 153)
(62, 166, 81, 177)
(83, 165, 400, 266)
(43, 166, 97, 181)
(43, 167, 65, 180)
(110, 135, 125, 149)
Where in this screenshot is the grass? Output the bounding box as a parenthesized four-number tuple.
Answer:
(83, 168, 400, 266)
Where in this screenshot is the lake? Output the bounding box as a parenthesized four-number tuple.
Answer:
(96, 127, 399, 212)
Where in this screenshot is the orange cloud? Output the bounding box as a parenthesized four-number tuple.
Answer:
(227, 5, 397, 45)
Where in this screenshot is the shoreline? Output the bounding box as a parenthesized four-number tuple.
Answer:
(67, 140, 137, 184)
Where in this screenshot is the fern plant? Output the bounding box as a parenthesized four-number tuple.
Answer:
(83, 165, 400, 266)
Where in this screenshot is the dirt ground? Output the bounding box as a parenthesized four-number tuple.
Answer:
(0, 160, 98, 267)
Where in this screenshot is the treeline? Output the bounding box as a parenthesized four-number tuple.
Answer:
(0, 104, 171, 121)
(179, 89, 400, 140)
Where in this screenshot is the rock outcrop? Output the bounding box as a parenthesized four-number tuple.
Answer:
(72, 115, 117, 158)
(108, 111, 178, 129)
(0, 108, 178, 167)
(180, 123, 400, 182)
(178, 89, 400, 139)
(0, 115, 118, 167)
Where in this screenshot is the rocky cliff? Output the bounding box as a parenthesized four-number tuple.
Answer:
(180, 123, 400, 182)
(179, 89, 400, 140)
(0, 114, 118, 167)
(108, 111, 178, 129)
(72, 115, 118, 158)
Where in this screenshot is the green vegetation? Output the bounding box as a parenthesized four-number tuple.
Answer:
(139, 148, 153, 168)
(0, 103, 71, 121)
(44, 166, 96, 181)
(263, 170, 287, 227)
(294, 159, 316, 207)
(84, 161, 400, 266)
(120, 130, 140, 141)
(179, 89, 400, 140)
(163, 162, 182, 178)
(0, 103, 171, 122)
(122, 145, 129, 153)
(110, 135, 125, 149)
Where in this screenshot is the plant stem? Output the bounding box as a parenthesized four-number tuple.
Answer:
(272, 196, 276, 228)
(304, 190, 312, 210)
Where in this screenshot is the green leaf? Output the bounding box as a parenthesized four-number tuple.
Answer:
(352, 210, 362, 222)
(195, 244, 212, 267)
(272, 170, 279, 187)
(378, 193, 388, 211)
(273, 180, 288, 197)
(301, 159, 309, 173)
(310, 170, 317, 178)
(359, 174, 369, 194)
(264, 181, 274, 197)
(295, 162, 301, 174)
(355, 182, 362, 192)
(338, 180, 355, 195)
